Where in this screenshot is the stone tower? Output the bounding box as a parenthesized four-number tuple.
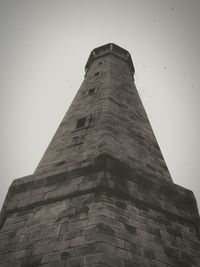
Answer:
(0, 43, 200, 267)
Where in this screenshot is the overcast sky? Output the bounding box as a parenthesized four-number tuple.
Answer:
(0, 0, 199, 210)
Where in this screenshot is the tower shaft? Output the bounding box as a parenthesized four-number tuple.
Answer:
(0, 44, 199, 267)
(35, 44, 171, 184)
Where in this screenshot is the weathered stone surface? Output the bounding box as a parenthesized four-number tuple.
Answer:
(0, 43, 199, 266)
(1, 166, 200, 266)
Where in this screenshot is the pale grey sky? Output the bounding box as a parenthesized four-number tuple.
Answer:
(0, 0, 199, 209)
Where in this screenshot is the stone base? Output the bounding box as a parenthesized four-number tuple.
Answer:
(0, 154, 200, 267)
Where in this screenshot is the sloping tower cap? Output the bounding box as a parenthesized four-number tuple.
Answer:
(85, 43, 135, 78)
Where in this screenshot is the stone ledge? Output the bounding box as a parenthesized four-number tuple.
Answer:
(1, 153, 199, 237)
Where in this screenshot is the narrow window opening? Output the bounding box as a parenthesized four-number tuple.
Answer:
(73, 136, 79, 144)
(76, 117, 86, 129)
(71, 135, 84, 146)
(88, 88, 95, 95)
(94, 72, 100, 77)
(98, 61, 103, 65)
(56, 160, 65, 166)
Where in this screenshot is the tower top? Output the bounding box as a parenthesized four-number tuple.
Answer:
(85, 43, 135, 77)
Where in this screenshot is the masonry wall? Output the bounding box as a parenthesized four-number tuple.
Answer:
(34, 53, 171, 183)
(1, 44, 199, 267)
(0, 156, 199, 267)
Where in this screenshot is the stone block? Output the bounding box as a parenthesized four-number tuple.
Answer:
(0, 230, 17, 240)
(83, 253, 106, 265)
(137, 229, 155, 241)
(96, 222, 115, 234)
(41, 252, 59, 263)
(0, 260, 21, 267)
(66, 256, 83, 267)
(41, 260, 66, 267)
(25, 213, 58, 227)
(54, 240, 70, 251)
(68, 219, 88, 230)
(70, 236, 86, 247)
(33, 243, 54, 255)
(21, 256, 42, 267)
(146, 240, 164, 253)
(59, 222, 68, 235)
(124, 240, 143, 255)
(124, 261, 142, 267)
(65, 229, 81, 240)
(44, 184, 77, 201)
(30, 193, 45, 206)
(88, 215, 123, 230)
(128, 218, 145, 231)
(115, 247, 133, 261)
(15, 249, 32, 259)
(0, 252, 16, 264)
(143, 248, 155, 259)
(154, 252, 173, 265)
(60, 248, 74, 259)
(23, 224, 61, 242)
(86, 232, 124, 248)
(79, 181, 93, 191)
(74, 243, 99, 256)
(89, 207, 116, 219)
(148, 259, 168, 267)
(124, 224, 137, 234)
(60, 208, 76, 220)
(76, 205, 90, 215)
(17, 197, 31, 209)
